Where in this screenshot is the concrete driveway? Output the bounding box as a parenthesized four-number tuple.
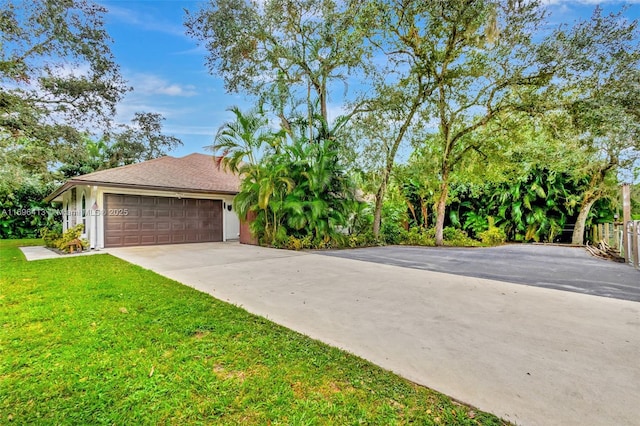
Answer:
(108, 242, 640, 426)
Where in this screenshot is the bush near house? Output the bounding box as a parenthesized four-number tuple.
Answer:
(41, 224, 88, 253)
(0, 178, 59, 239)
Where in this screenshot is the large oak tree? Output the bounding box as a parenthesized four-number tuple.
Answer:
(0, 0, 129, 174)
(185, 0, 371, 137)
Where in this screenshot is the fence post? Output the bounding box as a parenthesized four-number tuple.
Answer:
(633, 221, 639, 269)
(598, 224, 604, 243)
(622, 184, 631, 263)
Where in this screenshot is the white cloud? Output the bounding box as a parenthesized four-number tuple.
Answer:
(100, 2, 187, 38)
(52, 63, 92, 78)
(128, 73, 197, 97)
(326, 103, 347, 123)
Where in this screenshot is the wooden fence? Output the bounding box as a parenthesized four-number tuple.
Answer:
(592, 221, 640, 269)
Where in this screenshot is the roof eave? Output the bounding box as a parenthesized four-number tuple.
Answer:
(44, 181, 74, 203)
(44, 180, 238, 202)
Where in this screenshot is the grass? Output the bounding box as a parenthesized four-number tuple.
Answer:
(1, 239, 508, 425)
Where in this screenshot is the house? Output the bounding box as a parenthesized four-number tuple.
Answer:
(45, 153, 241, 249)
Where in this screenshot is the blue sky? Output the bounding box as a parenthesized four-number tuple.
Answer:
(98, 0, 640, 158)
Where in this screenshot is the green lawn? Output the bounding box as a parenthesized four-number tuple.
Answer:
(0, 239, 507, 425)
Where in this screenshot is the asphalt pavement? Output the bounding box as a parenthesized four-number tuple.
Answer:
(316, 244, 640, 302)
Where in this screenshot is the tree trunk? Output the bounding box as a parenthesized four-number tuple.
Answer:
(370, 93, 424, 239)
(421, 199, 428, 228)
(372, 181, 386, 238)
(571, 196, 598, 245)
(434, 180, 449, 246)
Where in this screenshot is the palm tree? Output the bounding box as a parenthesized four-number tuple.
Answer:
(208, 106, 276, 173)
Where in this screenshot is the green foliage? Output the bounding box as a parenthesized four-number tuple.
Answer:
(209, 106, 272, 173)
(401, 227, 435, 246)
(281, 235, 314, 250)
(0, 174, 59, 239)
(1, 1, 128, 177)
(217, 107, 359, 247)
(58, 114, 183, 179)
(40, 224, 62, 248)
(347, 231, 380, 248)
(443, 168, 608, 243)
(442, 227, 481, 247)
(185, 0, 370, 128)
(348, 201, 374, 236)
(478, 217, 507, 246)
(380, 200, 407, 245)
(53, 224, 88, 252)
(396, 226, 480, 247)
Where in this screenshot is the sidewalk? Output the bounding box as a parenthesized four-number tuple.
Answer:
(20, 245, 107, 261)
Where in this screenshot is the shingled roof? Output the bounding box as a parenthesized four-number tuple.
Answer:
(46, 153, 240, 202)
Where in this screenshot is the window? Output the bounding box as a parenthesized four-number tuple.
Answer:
(70, 188, 77, 226)
(81, 193, 86, 231)
(63, 201, 68, 229)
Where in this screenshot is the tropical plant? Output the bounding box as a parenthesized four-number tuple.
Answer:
(209, 106, 277, 173)
(211, 106, 358, 247)
(0, 171, 59, 239)
(478, 217, 506, 246)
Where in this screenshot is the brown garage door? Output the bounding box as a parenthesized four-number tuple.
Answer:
(104, 194, 222, 247)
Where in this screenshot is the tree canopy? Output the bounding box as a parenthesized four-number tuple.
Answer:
(0, 0, 182, 238)
(1, 0, 128, 143)
(185, 0, 372, 136)
(188, 0, 639, 248)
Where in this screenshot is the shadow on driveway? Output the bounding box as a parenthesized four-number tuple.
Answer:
(316, 244, 640, 302)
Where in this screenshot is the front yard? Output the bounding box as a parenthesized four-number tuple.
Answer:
(0, 239, 506, 424)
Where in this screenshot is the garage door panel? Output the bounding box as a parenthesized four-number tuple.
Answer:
(124, 222, 140, 231)
(140, 235, 157, 245)
(105, 221, 123, 232)
(171, 234, 186, 243)
(104, 194, 222, 248)
(105, 235, 122, 246)
(122, 195, 141, 206)
(124, 207, 141, 217)
(123, 235, 141, 246)
(141, 223, 156, 231)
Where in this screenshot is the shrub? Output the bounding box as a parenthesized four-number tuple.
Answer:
(0, 175, 60, 239)
(442, 227, 481, 247)
(380, 200, 407, 245)
(40, 224, 63, 248)
(283, 235, 313, 250)
(54, 224, 88, 253)
(400, 227, 435, 246)
(347, 231, 380, 248)
(380, 220, 405, 245)
(478, 218, 506, 246)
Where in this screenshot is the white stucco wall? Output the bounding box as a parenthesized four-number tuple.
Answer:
(60, 184, 98, 248)
(223, 199, 240, 240)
